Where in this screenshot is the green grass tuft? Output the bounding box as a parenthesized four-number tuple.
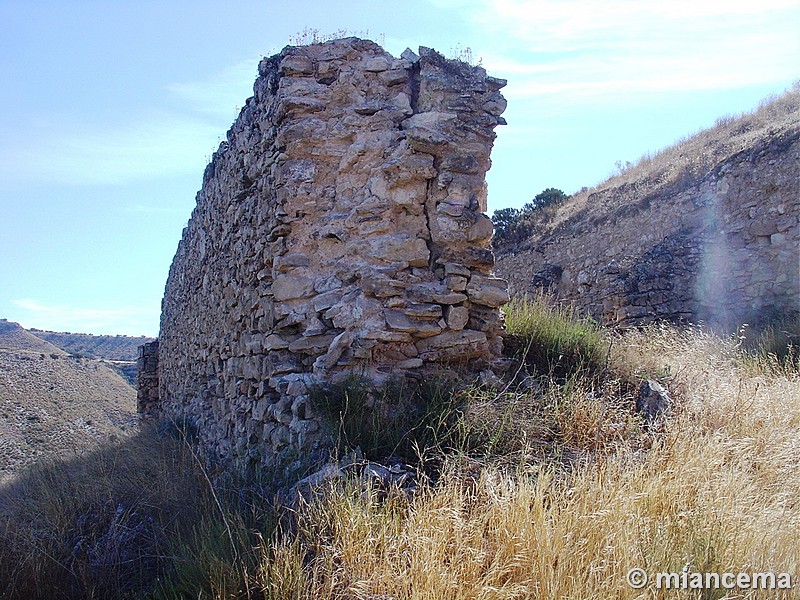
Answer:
(744, 314, 800, 375)
(503, 294, 608, 378)
(309, 376, 463, 463)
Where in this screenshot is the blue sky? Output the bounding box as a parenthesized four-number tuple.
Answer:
(1, 0, 798, 336)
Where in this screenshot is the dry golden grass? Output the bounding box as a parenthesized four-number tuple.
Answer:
(2, 306, 798, 599)
(257, 325, 800, 599)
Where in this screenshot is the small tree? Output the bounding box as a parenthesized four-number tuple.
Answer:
(491, 207, 521, 242)
(524, 187, 569, 212)
(492, 188, 569, 246)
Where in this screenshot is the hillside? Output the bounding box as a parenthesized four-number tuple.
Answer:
(29, 329, 155, 361)
(496, 85, 800, 331)
(0, 321, 137, 482)
(0, 319, 66, 356)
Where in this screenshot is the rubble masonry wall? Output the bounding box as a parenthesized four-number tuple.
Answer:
(143, 39, 509, 470)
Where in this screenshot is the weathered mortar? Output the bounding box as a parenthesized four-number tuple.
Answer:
(141, 39, 509, 470)
(498, 130, 800, 330)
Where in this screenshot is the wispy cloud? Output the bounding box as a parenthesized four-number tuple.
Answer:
(168, 58, 260, 118)
(475, 0, 800, 51)
(0, 113, 222, 187)
(0, 59, 263, 188)
(12, 299, 157, 337)
(467, 0, 800, 103)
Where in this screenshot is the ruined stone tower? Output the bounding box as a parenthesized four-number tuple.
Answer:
(142, 38, 509, 470)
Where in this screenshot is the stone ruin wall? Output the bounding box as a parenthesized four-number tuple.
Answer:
(497, 131, 799, 330)
(143, 39, 509, 471)
(136, 340, 159, 415)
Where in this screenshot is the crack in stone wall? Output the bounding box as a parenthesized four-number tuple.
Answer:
(138, 38, 509, 471)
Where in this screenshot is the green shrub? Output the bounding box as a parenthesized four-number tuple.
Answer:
(739, 314, 800, 374)
(503, 294, 607, 378)
(492, 188, 569, 246)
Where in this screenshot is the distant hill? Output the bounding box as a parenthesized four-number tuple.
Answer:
(0, 319, 67, 356)
(0, 321, 138, 481)
(29, 329, 155, 361)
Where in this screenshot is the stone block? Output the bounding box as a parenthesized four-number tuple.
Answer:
(288, 334, 337, 352)
(274, 253, 310, 272)
(446, 275, 468, 291)
(369, 235, 430, 268)
(361, 277, 406, 298)
(385, 309, 443, 336)
(468, 214, 495, 242)
(403, 303, 443, 318)
(379, 68, 409, 86)
(415, 329, 488, 361)
(465, 275, 510, 307)
(280, 54, 314, 75)
(445, 305, 469, 331)
(272, 274, 315, 301)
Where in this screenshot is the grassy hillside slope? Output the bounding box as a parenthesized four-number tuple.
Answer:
(0, 323, 138, 482)
(501, 84, 799, 251)
(0, 320, 66, 356)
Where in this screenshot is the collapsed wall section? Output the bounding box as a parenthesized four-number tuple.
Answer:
(152, 39, 508, 470)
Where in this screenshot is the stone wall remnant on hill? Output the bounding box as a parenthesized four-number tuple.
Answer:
(497, 131, 799, 330)
(142, 39, 508, 471)
(136, 340, 159, 417)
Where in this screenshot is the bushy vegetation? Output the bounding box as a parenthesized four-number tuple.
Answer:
(491, 188, 569, 247)
(504, 294, 607, 377)
(288, 27, 385, 48)
(309, 376, 462, 463)
(741, 313, 800, 375)
(2, 298, 798, 599)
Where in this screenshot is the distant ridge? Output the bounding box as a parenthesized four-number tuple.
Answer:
(29, 329, 155, 361)
(0, 319, 66, 356)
